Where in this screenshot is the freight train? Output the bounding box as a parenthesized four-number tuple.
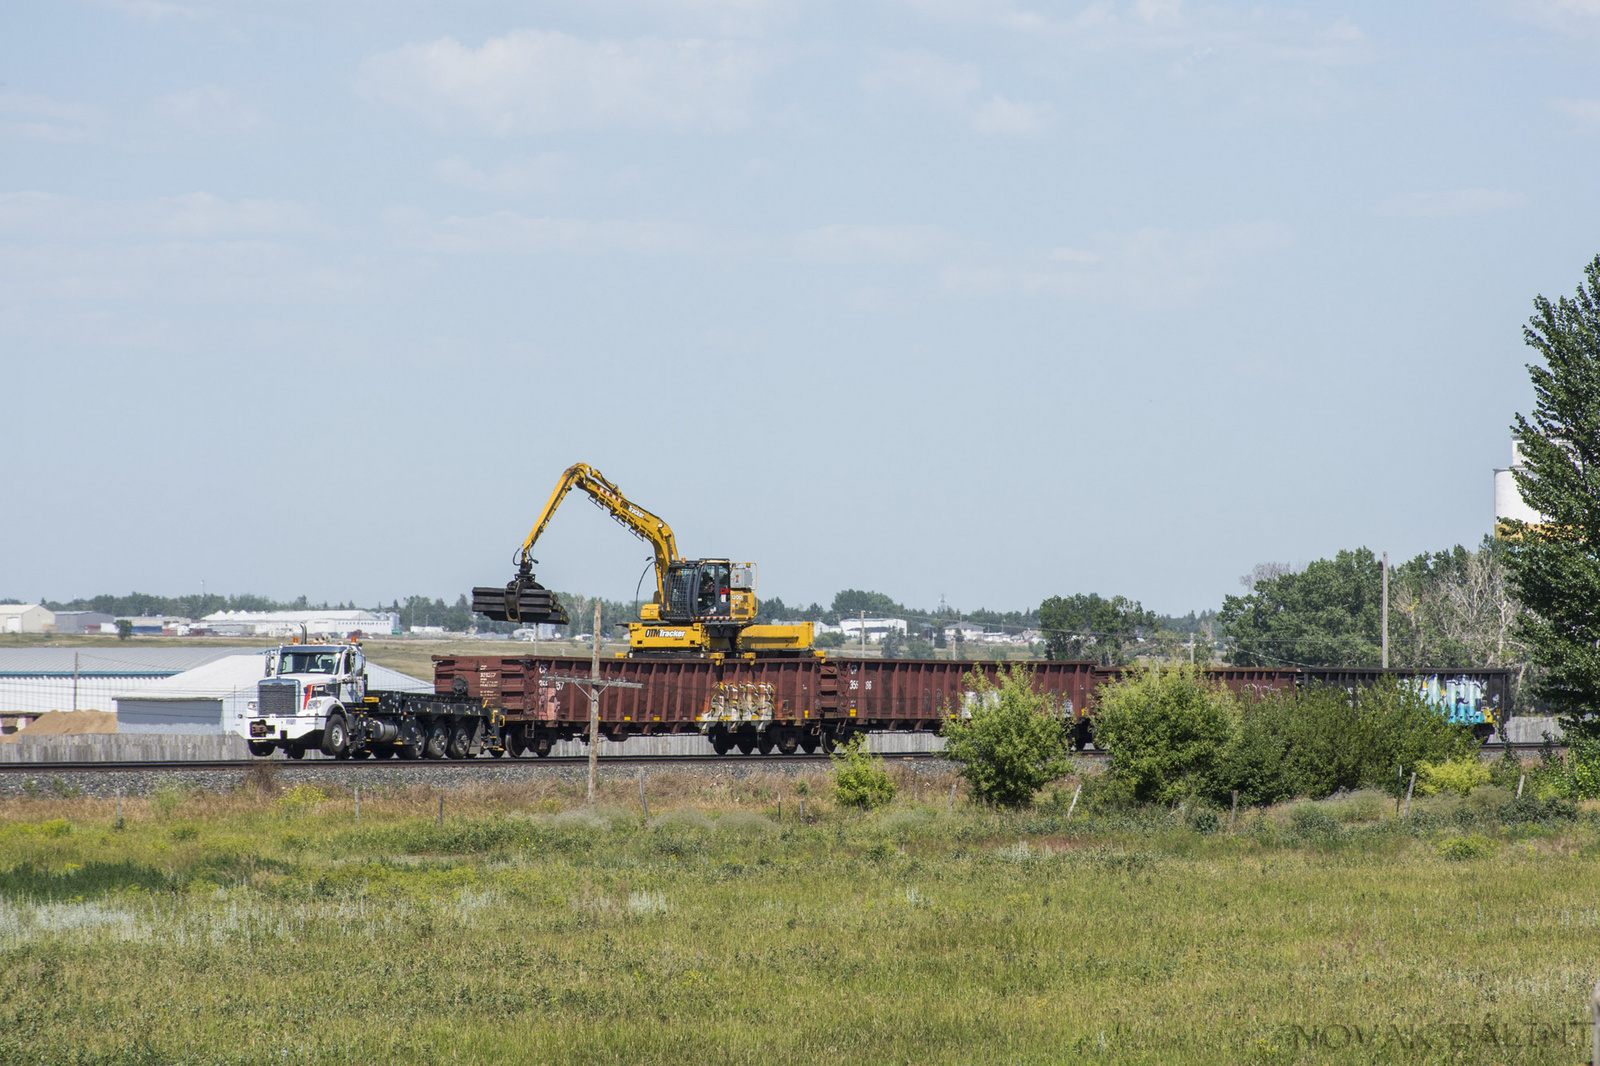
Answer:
(244, 643, 1512, 760)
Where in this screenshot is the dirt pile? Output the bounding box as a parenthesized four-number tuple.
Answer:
(1, 709, 118, 742)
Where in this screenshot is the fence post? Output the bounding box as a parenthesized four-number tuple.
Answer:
(1517, 773, 1525, 798)
(115, 788, 122, 829)
(948, 781, 957, 813)
(1229, 790, 1239, 834)
(1066, 784, 1082, 822)
(1591, 977, 1600, 1066)
(438, 793, 444, 827)
(354, 785, 360, 825)
(1402, 772, 1416, 819)
(638, 771, 649, 820)
(799, 798, 806, 823)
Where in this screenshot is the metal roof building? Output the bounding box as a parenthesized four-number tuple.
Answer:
(0, 646, 261, 718)
(0, 604, 55, 634)
(114, 654, 429, 736)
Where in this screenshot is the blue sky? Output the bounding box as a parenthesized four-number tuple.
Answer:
(3, 0, 1598, 616)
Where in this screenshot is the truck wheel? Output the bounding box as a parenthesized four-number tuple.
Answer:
(285, 744, 305, 760)
(424, 722, 449, 760)
(247, 741, 275, 758)
(322, 714, 349, 758)
(447, 723, 472, 759)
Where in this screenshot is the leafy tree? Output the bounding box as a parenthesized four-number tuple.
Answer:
(903, 637, 935, 659)
(1219, 550, 1383, 667)
(1091, 665, 1235, 805)
(115, 619, 132, 641)
(941, 665, 1072, 807)
(831, 589, 904, 619)
(1038, 593, 1156, 665)
(1504, 254, 1600, 731)
(880, 627, 903, 659)
(830, 736, 896, 809)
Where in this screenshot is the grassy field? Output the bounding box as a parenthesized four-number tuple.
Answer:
(1, 769, 1597, 1065)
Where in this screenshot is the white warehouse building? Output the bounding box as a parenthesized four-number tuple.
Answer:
(838, 617, 909, 642)
(202, 609, 400, 639)
(115, 653, 429, 735)
(0, 604, 55, 634)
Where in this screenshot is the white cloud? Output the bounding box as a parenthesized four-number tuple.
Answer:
(1506, 0, 1600, 36)
(945, 221, 1292, 306)
(792, 223, 951, 263)
(434, 154, 576, 195)
(152, 85, 266, 135)
(899, 1, 1376, 68)
(1375, 189, 1526, 218)
(358, 29, 768, 134)
(0, 191, 319, 241)
(0, 93, 103, 143)
(92, 0, 196, 20)
(861, 50, 1051, 136)
(387, 207, 714, 257)
(1550, 97, 1600, 129)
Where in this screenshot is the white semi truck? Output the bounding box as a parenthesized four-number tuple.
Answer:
(247, 641, 505, 760)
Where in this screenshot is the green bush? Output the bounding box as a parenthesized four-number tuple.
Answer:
(1288, 804, 1340, 839)
(1439, 834, 1495, 861)
(1212, 680, 1478, 806)
(942, 665, 1072, 808)
(830, 736, 896, 809)
(1092, 665, 1235, 806)
(1418, 757, 1491, 797)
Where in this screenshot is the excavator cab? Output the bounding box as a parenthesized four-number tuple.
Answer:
(658, 560, 755, 624)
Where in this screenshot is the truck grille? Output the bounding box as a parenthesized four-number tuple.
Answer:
(258, 680, 298, 717)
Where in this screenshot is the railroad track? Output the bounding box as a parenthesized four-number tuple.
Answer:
(0, 752, 959, 774)
(0, 740, 1555, 775)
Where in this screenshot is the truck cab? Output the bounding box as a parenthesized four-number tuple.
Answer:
(248, 641, 367, 758)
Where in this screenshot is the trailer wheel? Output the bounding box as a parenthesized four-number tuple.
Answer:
(799, 734, 818, 755)
(285, 744, 305, 760)
(735, 731, 757, 756)
(247, 741, 275, 758)
(424, 722, 449, 759)
(710, 731, 733, 756)
(322, 714, 349, 758)
(447, 723, 472, 759)
(507, 733, 527, 758)
(758, 733, 776, 756)
(372, 746, 395, 759)
(777, 731, 799, 756)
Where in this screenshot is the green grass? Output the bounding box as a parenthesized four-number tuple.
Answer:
(0, 781, 1596, 1065)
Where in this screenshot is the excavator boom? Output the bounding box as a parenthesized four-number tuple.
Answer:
(516, 463, 678, 598)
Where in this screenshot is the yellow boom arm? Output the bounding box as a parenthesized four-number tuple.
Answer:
(516, 463, 680, 600)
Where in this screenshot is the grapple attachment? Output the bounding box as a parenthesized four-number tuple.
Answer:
(471, 566, 570, 625)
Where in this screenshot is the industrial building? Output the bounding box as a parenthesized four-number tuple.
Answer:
(0, 646, 250, 721)
(114, 654, 429, 735)
(201, 609, 400, 639)
(0, 604, 55, 634)
(51, 611, 116, 634)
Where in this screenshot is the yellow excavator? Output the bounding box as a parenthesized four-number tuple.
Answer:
(472, 463, 815, 658)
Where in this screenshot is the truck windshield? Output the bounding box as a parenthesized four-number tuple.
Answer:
(280, 650, 339, 675)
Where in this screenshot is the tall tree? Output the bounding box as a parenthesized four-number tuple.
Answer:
(1219, 550, 1383, 667)
(1504, 255, 1600, 727)
(1038, 593, 1156, 665)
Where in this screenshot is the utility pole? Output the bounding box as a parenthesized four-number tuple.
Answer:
(588, 601, 601, 807)
(860, 610, 866, 657)
(1381, 551, 1389, 670)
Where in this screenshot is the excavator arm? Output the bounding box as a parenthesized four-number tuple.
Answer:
(514, 463, 679, 596)
(472, 463, 679, 625)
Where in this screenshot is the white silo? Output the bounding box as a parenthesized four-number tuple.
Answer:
(1494, 440, 1545, 528)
